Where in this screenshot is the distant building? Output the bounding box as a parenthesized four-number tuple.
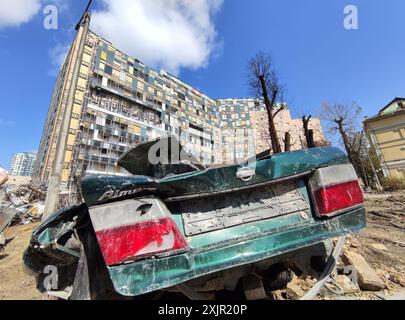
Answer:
(33, 14, 326, 190)
(219, 99, 326, 162)
(9, 153, 37, 176)
(364, 97, 405, 180)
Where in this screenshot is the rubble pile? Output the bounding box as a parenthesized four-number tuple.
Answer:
(271, 191, 405, 300)
(0, 184, 45, 225)
(0, 183, 45, 251)
(270, 245, 400, 300)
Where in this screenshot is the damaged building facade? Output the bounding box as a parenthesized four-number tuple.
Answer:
(33, 17, 325, 191)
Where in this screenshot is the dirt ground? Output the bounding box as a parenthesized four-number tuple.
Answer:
(0, 223, 47, 300)
(340, 191, 405, 299)
(0, 191, 404, 300)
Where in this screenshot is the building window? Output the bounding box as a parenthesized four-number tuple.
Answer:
(104, 65, 113, 75)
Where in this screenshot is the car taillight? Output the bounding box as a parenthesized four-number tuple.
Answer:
(308, 164, 364, 217)
(89, 198, 188, 266)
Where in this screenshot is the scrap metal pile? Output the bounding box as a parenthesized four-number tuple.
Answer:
(0, 185, 45, 224)
(0, 176, 45, 250)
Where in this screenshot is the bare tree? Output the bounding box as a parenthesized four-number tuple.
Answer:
(284, 132, 291, 152)
(248, 52, 285, 154)
(321, 101, 364, 177)
(255, 114, 298, 153)
(302, 115, 316, 148)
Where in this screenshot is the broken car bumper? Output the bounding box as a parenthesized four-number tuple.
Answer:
(107, 207, 366, 296)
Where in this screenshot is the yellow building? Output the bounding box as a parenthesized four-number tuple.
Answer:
(364, 97, 405, 180)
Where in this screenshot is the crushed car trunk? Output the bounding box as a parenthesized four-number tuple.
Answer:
(24, 137, 366, 299)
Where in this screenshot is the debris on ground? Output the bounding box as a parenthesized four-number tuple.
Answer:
(371, 243, 388, 251)
(389, 274, 405, 287)
(333, 275, 360, 294)
(322, 191, 405, 300)
(286, 274, 307, 300)
(269, 191, 405, 300)
(342, 250, 386, 291)
(0, 181, 45, 252)
(0, 190, 404, 300)
(0, 184, 45, 226)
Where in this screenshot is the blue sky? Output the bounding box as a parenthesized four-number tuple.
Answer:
(0, 0, 404, 169)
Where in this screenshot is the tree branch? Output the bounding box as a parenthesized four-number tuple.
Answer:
(273, 105, 285, 118)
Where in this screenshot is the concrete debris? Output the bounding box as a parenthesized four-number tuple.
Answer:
(286, 282, 305, 300)
(350, 242, 360, 248)
(0, 183, 45, 247)
(270, 290, 286, 300)
(345, 235, 361, 249)
(342, 251, 386, 291)
(0, 184, 45, 230)
(371, 243, 388, 251)
(389, 274, 405, 287)
(286, 275, 306, 300)
(334, 275, 360, 294)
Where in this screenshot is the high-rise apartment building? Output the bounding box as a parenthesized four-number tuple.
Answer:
(33, 14, 325, 195)
(9, 152, 37, 176)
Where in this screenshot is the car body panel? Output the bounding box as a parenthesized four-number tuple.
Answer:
(108, 207, 366, 296)
(169, 178, 311, 245)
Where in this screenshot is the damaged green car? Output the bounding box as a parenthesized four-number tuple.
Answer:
(24, 137, 366, 300)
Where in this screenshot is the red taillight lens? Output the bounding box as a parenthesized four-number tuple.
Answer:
(309, 164, 364, 217)
(95, 218, 188, 266)
(313, 180, 364, 216)
(89, 199, 188, 266)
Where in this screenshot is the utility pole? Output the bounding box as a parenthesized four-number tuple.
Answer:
(43, 13, 91, 219)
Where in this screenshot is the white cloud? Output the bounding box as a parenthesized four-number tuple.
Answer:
(91, 0, 224, 74)
(0, 0, 41, 28)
